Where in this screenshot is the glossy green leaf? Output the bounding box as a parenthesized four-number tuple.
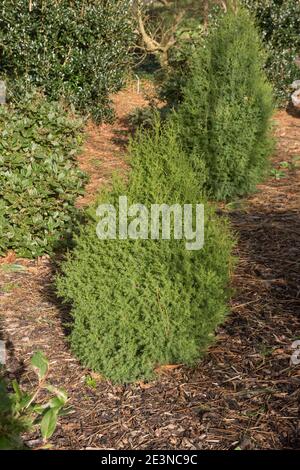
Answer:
(40, 408, 58, 441)
(30, 351, 49, 380)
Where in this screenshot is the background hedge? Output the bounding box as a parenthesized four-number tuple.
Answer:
(0, 0, 134, 122)
(243, 0, 300, 104)
(0, 91, 87, 258)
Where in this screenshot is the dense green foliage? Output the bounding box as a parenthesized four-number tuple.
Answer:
(243, 0, 300, 103)
(0, 92, 87, 258)
(0, 0, 134, 122)
(158, 36, 203, 109)
(56, 120, 235, 384)
(175, 8, 274, 200)
(0, 378, 27, 450)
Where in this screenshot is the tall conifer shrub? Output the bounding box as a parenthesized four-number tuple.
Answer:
(175, 7, 274, 200)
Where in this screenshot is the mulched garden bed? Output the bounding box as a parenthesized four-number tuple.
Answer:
(0, 91, 299, 449)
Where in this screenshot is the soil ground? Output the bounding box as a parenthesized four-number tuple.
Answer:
(0, 86, 299, 450)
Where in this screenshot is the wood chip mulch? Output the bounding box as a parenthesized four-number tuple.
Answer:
(0, 92, 299, 450)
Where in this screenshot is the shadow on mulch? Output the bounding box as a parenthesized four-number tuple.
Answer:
(37, 255, 73, 340)
(230, 208, 300, 311)
(0, 316, 4, 343)
(0, 316, 25, 381)
(111, 128, 132, 148)
(223, 204, 300, 449)
(286, 102, 300, 119)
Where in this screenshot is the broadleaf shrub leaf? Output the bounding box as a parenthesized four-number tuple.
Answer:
(40, 408, 58, 441)
(30, 351, 49, 380)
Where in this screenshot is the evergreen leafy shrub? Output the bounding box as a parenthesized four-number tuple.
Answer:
(0, 91, 87, 258)
(175, 8, 274, 200)
(242, 0, 300, 104)
(56, 120, 235, 384)
(0, 0, 134, 122)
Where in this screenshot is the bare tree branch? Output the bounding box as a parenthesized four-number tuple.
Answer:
(135, 1, 185, 68)
(134, 0, 238, 69)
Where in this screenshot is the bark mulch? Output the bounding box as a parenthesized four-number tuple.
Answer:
(0, 91, 299, 449)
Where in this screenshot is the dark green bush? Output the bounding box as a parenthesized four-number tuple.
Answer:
(158, 37, 203, 109)
(0, 91, 87, 258)
(127, 104, 160, 131)
(242, 0, 300, 104)
(0, 378, 26, 450)
(56, 120, 235, 384)
(175, 8, 274, 200)
(0, 0, 134, 122)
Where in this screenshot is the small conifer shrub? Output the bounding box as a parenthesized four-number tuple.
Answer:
(56, 120, 235, 384)
(175, 7, 274, 200)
